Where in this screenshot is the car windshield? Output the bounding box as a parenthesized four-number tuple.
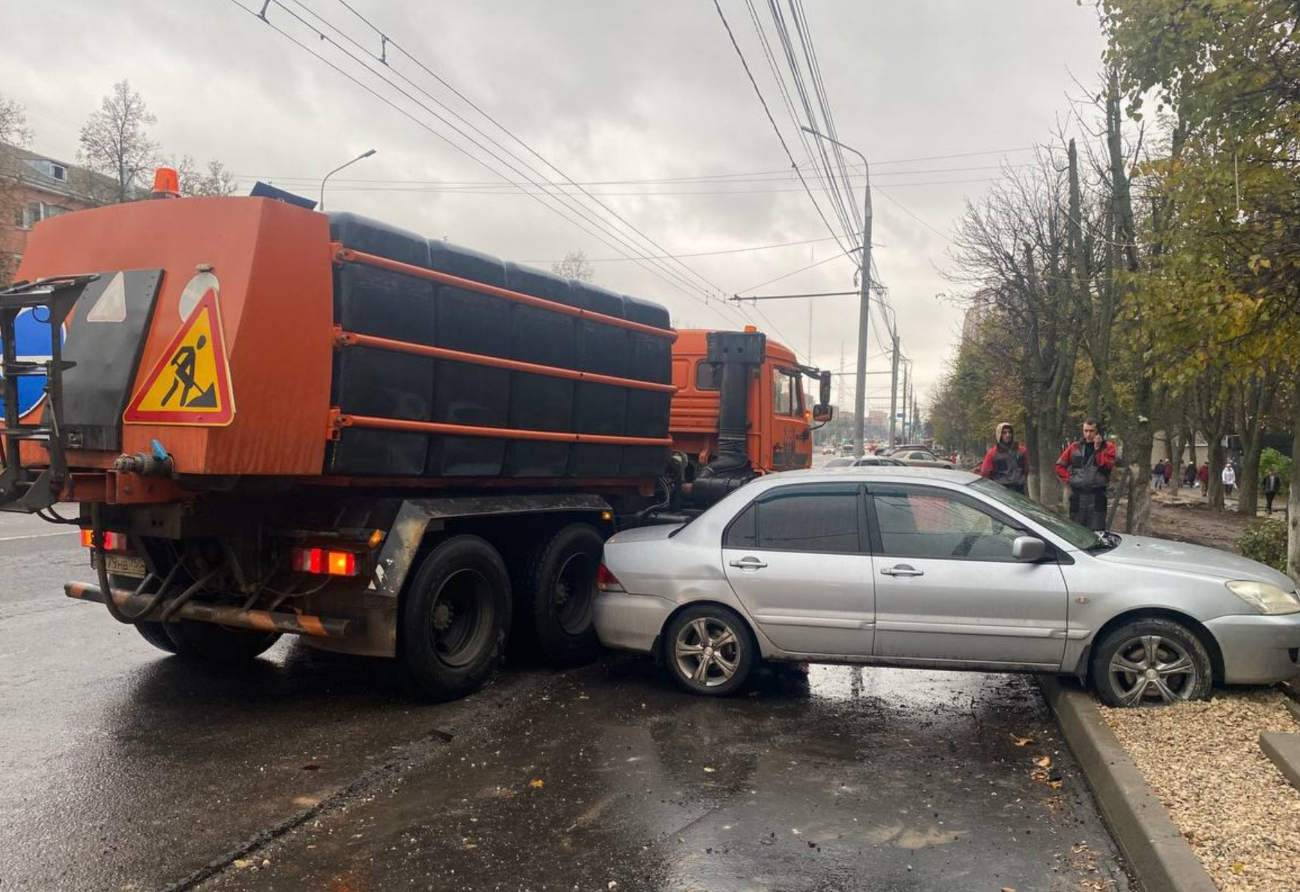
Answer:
(967, 478, 1101, 550)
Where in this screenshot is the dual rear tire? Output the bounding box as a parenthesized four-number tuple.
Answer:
(398, 524, 604, 701)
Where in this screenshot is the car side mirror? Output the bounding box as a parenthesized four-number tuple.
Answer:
(813, 404, 833, 423)
(1011, 536, 1046, 562)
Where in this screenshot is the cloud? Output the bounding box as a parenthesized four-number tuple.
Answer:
(0, 0, 1106, 408)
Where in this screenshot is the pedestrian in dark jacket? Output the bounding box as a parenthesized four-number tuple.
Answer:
(978, 422, 1030, 494)
(1263, 470, 1283, 515)
(1055, 418, 1117, 530)
(1183, 462, 1196, 487)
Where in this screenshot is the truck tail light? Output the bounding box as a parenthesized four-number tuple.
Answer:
(80, 530, 128, 551)
(290, 547, 358, 576)
(596, 564, 625, 593)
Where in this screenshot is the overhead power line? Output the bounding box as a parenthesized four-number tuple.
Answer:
(712, 0, 857, 265)
(224, 0, 762, 332)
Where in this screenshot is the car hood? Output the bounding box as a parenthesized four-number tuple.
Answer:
(1092, 534, 1295, 588)
(606, 523, 683, 546)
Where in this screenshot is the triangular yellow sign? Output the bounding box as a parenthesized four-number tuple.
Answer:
(123, 290, 235, 426)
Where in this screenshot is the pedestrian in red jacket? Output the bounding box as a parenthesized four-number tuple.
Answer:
(1054, 418, 1117, 530)
(979, 422, 1030, 495)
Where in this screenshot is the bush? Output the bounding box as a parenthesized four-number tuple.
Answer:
(1239, 518, 1287, 573)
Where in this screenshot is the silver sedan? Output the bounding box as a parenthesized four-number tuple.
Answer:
(595, 468, 1300, 706)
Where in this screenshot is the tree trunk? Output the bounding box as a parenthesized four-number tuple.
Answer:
(1024, 420, 1041, 503)
(1184, 425, 1198, 466)
(1288, 378, 1300, 584)
(1207, 436, 1226, 510)
(1234, 376, 1266, 517)
(1167, 428, 1182, 497)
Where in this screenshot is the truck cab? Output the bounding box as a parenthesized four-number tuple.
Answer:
(669, 328, 831, 476)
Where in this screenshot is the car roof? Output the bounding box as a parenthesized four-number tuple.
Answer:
(775, 466, 978, 484)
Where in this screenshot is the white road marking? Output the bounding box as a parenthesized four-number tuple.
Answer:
(0, 530, 79, 542)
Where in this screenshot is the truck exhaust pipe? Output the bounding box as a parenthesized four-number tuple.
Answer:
(687, 331, 766, 506)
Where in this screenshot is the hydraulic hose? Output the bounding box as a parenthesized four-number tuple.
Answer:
(91, 503, 182, 624)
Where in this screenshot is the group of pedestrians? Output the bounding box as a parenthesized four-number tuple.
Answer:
(977, 418, 1115, 531)
(1150, 459, 1174, 489)
(978, 421, 1288, 526)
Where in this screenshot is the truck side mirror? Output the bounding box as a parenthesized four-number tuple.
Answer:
(819, 370, 832, 407)
(812, 404, 833, 423)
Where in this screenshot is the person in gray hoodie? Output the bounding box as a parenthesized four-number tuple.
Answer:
(978, 422, 1030, 495)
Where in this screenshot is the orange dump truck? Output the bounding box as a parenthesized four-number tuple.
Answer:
(0, 188, 830, 699)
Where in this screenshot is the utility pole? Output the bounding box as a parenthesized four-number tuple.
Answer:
(803, 127, 871, 458)
(889, 332, 900, 448)
(901, 361, 910, 442)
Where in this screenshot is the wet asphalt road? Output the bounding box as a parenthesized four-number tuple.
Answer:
(0, 509, 1130, 892)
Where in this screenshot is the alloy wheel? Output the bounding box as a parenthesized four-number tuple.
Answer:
(674, 616, 743, 688)
(1108, 633, 1199, 705)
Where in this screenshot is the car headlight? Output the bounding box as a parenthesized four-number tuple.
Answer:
(1226, 580, 1300, 615)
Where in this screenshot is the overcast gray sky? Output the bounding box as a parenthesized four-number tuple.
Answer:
(2, 1, 1107, 415)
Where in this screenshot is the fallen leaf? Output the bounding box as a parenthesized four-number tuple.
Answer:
(1232, 862, 1245, 874)
(1010, 735, 1036, 747)
(703, 767, 716, 773)
(529, 779, 545, 790)
(1047, 780, 1063, 790)
(1001, 887, 1017, 892)
(1033, 755, 1052, 768)
(1030, 768, 1050, 782)
(233, 859, 253, 870)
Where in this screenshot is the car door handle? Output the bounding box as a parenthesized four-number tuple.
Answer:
(729, 557, 768, 570)
(881, 564, 924, 578)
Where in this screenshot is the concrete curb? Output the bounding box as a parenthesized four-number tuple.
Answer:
(1259, 731, 1300, 791)
(1038, 676, 1218, 892)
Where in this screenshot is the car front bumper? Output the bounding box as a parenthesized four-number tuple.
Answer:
(594, 592, 677, 655)
(1205, 612, 1300, 684)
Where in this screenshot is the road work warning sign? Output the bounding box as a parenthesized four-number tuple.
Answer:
(123, 290, 234, 426)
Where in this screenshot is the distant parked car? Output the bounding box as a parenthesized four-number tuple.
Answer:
(595, 467, 1300, 706)
(890, 448, 955, 470)
(850, 456, 906, 467)
(840, 443, 855, 456)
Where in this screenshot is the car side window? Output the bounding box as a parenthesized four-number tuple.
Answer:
(870, 486, 1022, 561)
(724, 485, 863, 554)
(723, 503, 757, 548)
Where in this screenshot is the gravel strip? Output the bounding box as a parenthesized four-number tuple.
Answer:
(1100, 690, 1300, 891)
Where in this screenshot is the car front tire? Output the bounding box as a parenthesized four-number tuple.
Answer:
(1090, 617, 1212, 707)
(663, 604, 756, 696)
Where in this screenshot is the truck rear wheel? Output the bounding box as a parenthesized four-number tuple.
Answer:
(108, 574, 180, 655)
(135, 621, 180, 654)
(519, 523, 604, 668)
(164, 620, 281, 663)
(399, 535, 512, 701)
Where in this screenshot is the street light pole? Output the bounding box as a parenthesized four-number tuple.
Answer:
(319, 149, 377, 211)
(802, 126, 871, 458)
(889, 331, 900, 448)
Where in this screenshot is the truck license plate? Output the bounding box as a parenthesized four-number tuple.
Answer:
(91, 552, 148, 579)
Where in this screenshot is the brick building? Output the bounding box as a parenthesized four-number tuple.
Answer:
(0, 142, 112, 284)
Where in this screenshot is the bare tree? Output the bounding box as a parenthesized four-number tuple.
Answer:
(173, 156, 238, 197)
(552, 250, 595, 282)
(0, 94, 32, 147)
(77, 80, 158, 204)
